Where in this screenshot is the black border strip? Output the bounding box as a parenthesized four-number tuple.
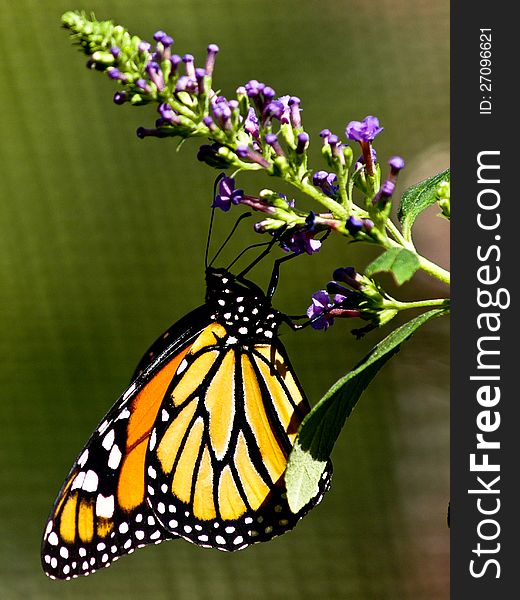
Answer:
(451, 3, 515, 597)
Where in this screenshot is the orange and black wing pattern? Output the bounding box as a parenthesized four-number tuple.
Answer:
(42, 267, 332, 580)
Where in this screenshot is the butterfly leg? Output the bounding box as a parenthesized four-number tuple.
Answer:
(266, 253, 299, 299)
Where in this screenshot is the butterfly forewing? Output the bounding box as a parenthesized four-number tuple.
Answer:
(41, 311, 209, 579)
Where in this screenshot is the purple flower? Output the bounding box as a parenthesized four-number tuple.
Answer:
(312, 171, 339, 198)
(107, 68, 127, 82)
(281, 230, 321, 255)
(212, 98, 233, 129)
(306, 291, 337, 330)
(288, 96, 302, 128)
(113, 91, 128, 105)
(153, 31, 174, 47)
(333, 267, 363, 290)
(320, 129, 331, 141)
(183, 54, 195, 78)
(263, 86, 276, 101)
(263, 95, 291, 124)
(245, 79, 264, 97)
(146, 61, 165, 90)
(296, 132, 309, 154)
(110, 46, 121, 58)
(205, 44, 219, 77)
(345, 216, 364, 235)
(138, 41, 151, 53)
(346, 116, 383, 143)
(170, 54, 182, 75)
(244, 108, 259, 139)
(136, 78, 152, 93)
(346, 216, 374, 235)
(389, 156, 405, 172)
(211, 176, 244, 212)
(158, 103, 179, 124)
(175, 75, 198, 93)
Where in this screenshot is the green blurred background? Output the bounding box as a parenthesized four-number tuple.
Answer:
(0, 0, 449, 598)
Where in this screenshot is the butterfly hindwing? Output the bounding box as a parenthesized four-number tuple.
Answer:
(145, 321, 332, 551)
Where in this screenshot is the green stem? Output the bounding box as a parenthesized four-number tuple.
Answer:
(417, 255, 451, 285)
(385, 218, 414, 249)
(389, 298, 450, 311)
(289, 179, 349, 220)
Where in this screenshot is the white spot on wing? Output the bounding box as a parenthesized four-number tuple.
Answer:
(177, 359, 189, 374)
(98, 420, 109, 435)
(108, 445, 122, 469)
(47, 532, 58, 546)
(102, 429, 115, 451)
(95, 494, 115, 518)
(119, 522, 129, 534)
(71, 471, 86, 491)
(116, 408, 131, 421)
(150, 429, 157, 451)
(78, 449, 89, 467)
(45, 521, 53, 536)
(82, 470, 99, 492)
(122, 383, 136, 402)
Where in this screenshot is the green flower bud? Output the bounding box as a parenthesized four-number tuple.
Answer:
(436, 180, 450, 219)
(91, 51, 115, 65)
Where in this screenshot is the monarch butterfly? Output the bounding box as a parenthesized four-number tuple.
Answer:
(41, 246, 332, 580)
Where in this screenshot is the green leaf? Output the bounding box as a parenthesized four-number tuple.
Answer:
(397, 168, 450, 240)
(365, 247, 420, 285)
(286, 308, 446, 512)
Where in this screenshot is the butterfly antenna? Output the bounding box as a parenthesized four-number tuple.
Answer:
(205, 174, 227, 268)
(226, 241, 272, 271)
(208, 211, 252, 268)
(236, 227, 287, 279)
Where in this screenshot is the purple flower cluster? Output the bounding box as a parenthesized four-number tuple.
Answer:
(307, 267, 364, 330)
(106, 32, 219, 125)
(243, 84, 301, 129)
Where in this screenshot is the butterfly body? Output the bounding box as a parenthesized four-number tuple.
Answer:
(42, 267, 332, 580)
